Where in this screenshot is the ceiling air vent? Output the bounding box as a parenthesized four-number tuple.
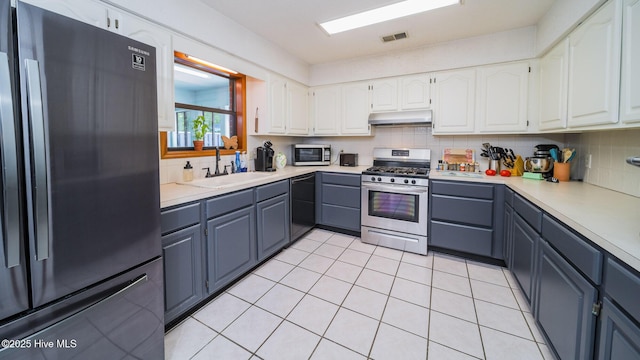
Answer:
(381, 32, 408, 43)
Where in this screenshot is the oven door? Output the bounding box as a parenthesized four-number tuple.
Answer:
(361, 182, 427, 235)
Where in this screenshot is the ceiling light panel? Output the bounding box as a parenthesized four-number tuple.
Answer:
(319, 0, 460, 35)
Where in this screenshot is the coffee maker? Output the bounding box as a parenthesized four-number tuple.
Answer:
(255, 140, 276, 172)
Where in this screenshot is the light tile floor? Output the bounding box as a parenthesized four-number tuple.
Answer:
(165, 229, 555, 360)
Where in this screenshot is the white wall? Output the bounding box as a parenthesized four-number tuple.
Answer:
(309, 26, 537, 86)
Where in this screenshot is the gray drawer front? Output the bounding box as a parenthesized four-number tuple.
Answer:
(161, 203, 200, 235)
(206, 189, 254, 218)
(321, 204, 360, 231)
(431, 180, 494, 200)
(322, 172, 361, 187)
(514, 194, 542, 232)
(542, 215, 602, 284)
(256, 180, 289, 202)
(322, 184, 360, 208)
(505, 187, 514, 207)
(430, 220, 493, 257)
(431, 195, 493, 227)
(605, 258, 640, 323)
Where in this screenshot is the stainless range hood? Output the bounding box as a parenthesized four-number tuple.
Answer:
(368, 109, 432, 126)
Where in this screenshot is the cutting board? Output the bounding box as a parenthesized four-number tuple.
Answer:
(443, 148, 475, 163)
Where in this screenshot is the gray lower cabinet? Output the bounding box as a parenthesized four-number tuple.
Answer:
(503, 187, 514, 268)
(256, 180, 290, 261)
(536, 240, 598, 360)
(598, 258, 640, 360)
(161, 203, 203, 324)
(511, 213, 539, 305)
(205, 189, 257, 294)
(317, 172, 361, 232)
(598, 298, 640, 360)
(429, 180, 504, 259)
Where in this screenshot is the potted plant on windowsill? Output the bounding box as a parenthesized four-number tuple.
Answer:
(192, 115, 210, 151)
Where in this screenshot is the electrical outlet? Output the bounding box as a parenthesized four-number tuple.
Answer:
(586, 154, 592, 169)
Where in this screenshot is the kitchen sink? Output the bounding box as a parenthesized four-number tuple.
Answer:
(178, 172, 276, 189)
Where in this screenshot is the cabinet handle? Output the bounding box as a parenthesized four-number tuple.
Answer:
(115, 19, 119, 29)
(626, 157, 640, 167)
(107, 17, 111, 28)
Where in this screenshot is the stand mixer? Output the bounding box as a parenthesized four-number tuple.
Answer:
(524, 144, 559, 178)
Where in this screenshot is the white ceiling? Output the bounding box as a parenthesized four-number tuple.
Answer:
(200, 0, 556, 65)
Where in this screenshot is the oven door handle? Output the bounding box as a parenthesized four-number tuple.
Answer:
(362, 182, 428, 196)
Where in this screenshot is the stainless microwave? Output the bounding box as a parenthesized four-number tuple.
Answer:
(292, 144, 331, 166)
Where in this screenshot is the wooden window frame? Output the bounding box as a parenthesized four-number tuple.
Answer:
(160, 54, 246, 159)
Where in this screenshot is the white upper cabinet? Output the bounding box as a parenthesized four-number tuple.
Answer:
(476, 62, 530, 133)
(118, 14, 174, 131)
(309, 82, 371, 136)
(311, 85, 341, 135)
(342, 81, 372, 135)
(266, 75, 288, 134)
(265, 75, 309, 135)
(567, 0, 622, 128)
(20, 0, 108, 28)
(621, 0, 640, 124)
(539, 39, 569, 131)
(431, 69, 476, 134)
(400, 74, 431, 110)
(370, 79, 398, 112)
(286, 81, 310, 135)
(370, 74, 430, 113)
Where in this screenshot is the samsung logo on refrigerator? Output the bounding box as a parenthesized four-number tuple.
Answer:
(128, 45, 149, 71)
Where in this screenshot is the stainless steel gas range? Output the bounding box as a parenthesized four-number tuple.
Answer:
(361, 148, 431, 255)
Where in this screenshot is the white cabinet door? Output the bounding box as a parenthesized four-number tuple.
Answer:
(477, 62, 530, 132)
(119, 14, 174, 131)
(21, 0, 107, 29)
(311, 86, 341, 135)
(370, 79, 397, 112)
(621, 0, 640, 124)
(567, 0, 622, 127)
(267, 75, 287, 134)
(400, 74, 431, 110)
(539, 39, 569, 131)
(287, 81, 309, 135)
(342, 82, 371, 135)
(431, 69, 476, 134)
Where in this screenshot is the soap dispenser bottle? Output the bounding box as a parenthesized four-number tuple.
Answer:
(183, 161, 193, 181)
(235, 151, 241, 172)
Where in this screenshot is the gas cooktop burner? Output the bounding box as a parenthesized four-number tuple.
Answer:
(364, 166, 429, 177)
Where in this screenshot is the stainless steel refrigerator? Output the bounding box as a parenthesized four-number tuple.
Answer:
(0, 1, 163, 358)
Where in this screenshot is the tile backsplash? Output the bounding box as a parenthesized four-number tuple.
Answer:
(160, 126, 640, 198)
(303, 127, 566, 172)
(568, 129, 640, 198)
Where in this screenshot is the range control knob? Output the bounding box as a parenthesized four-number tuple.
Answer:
(371, 177, 376, 181)
(404, 179, 409, 184)
(377, 177, 382, 182)
(412, 180, 416, 184)
(390, 178, 395, 183)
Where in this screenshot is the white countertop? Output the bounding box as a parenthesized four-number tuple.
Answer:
(430, 171, 640, 272)
(160, 165, 368, 208)
(161, 166, 640, 272)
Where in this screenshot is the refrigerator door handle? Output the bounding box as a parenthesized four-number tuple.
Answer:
(0, 53, 21, 268)
(25, 59, 51, 261)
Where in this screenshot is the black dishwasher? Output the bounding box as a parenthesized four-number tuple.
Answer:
(290, 173, 316, 242)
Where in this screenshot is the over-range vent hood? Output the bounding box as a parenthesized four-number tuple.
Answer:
(368, 109, 432, 126)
